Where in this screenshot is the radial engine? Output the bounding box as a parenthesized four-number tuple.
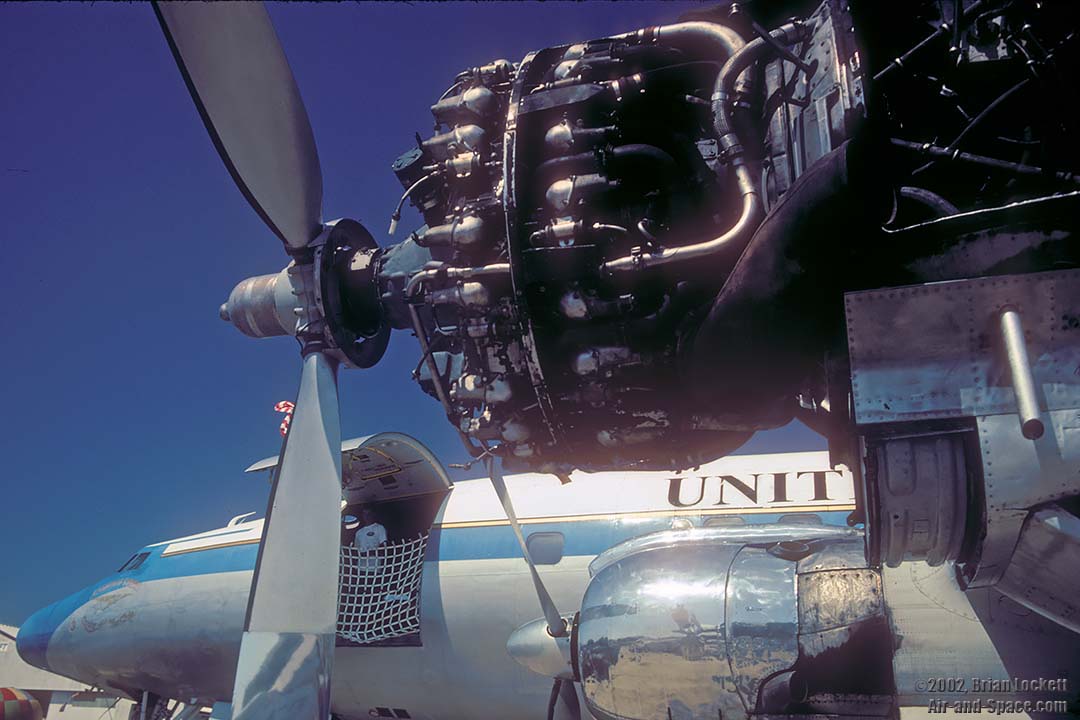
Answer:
(227, 0, 1077, 474)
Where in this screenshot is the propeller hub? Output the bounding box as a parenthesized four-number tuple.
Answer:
(507, 615, 575, 679)
(220, 219, 389, 368)
(221, 267, 309, 339)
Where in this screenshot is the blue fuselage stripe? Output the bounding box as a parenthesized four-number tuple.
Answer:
(128, 511, 850, 580)
(16, 511, 850, 670)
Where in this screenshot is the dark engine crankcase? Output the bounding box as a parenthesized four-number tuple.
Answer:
(574, 525, 894, 720)
(370, 0, 1080, 473)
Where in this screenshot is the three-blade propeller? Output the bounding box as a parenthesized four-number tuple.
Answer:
(155, 3, 341, 718)
(156, 4, 582, 718)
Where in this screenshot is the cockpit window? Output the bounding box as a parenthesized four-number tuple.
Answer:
(118, 552, 150, 572)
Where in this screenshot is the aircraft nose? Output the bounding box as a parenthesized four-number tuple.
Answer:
(16, 601, 59, 672)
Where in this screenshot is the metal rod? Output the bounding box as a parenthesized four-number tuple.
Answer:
(407, 304, 454, 416)
(603, 163, 761, 272)
(404, 262, 511, 297)
(999, 308, 1045, 440)
(751, 19, 813, 74)
(873, 1, 985, 82)
(891, 138, 1080, 184)
(485, 455, 567, 638)
(407, 300, 483, 457)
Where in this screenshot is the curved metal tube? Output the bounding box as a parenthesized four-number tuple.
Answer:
(651, 21, 746, 68)
(898, 186, 960, 217)
(603, 22, 807, 274)
(591, 223, 628, 236)
(604, 164, 760, 272)
(389, 171, 440, 236)
(404, 262, 511, 298)
(713, 23, 806, 157)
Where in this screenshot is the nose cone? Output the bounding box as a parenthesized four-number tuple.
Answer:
(16, 601, 59, 672)
(506, 616, 574, 679)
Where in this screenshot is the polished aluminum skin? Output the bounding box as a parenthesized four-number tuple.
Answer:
(845, 269, 1080, 424)
(726, 547, 799, 712)
(579, 541, 743, 720)
(588, 523, 860, 577)
(996, 505, 1080, 634)
(506, 615, 575, 679)
(43, 572, 250, 702)
(579, 531, 869, 720)
(22, 516, 1080, 719)
(575, 524, 905, 720)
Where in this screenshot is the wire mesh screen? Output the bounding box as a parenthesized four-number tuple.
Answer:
(337, 533, 428, 644)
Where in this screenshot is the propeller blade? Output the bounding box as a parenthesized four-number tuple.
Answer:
(485, 455, 567, 637)
(154, 1, 323, 251)
(231, 351, 342, 720)
(548, 679, 582, 720)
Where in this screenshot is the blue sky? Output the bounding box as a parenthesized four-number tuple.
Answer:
(0, 2, 822, 625)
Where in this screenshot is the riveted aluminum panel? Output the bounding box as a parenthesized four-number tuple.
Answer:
(845, 269, 1080, 425)
(965, 410, 1080, 587)
(996, 506, 1080, 632)
(797, 568, 883, 635)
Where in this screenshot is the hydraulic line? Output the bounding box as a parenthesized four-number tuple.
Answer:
(892, 138, 1080, 184)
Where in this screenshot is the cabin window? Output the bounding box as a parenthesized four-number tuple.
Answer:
(703, 516, 746, 528)
(526, 532, 564, 565)
(118, 552, 149, 572)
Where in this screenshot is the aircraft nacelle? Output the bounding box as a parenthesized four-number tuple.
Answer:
(572, 525, 892, 719)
